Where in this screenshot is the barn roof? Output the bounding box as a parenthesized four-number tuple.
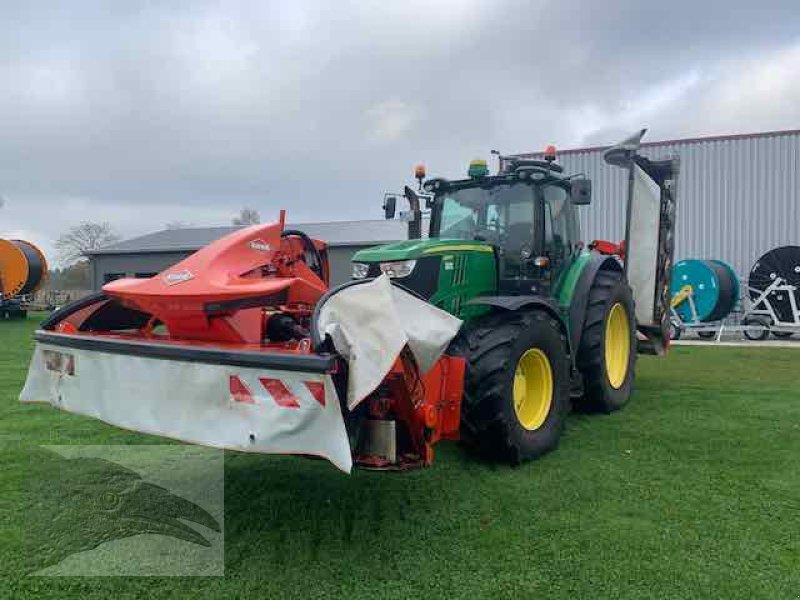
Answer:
(86, 219, 410, 255)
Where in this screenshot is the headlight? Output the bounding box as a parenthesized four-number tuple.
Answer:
(379, 259, 417, 278)
(352, 262, 370, 279)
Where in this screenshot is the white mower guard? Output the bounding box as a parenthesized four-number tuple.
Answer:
(20, 335, 354, 472)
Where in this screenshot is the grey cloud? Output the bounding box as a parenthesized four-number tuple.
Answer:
(0, 0, 798, 263)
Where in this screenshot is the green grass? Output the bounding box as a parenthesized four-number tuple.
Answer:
(1, 314, 799, 598)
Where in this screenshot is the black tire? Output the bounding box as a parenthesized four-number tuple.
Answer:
(453, 310, 570, 464)
(575, 270, 636, 413)
(743, 316, 769, 341)
(771, 330, 794, 339)
(668, 320, 682, 341)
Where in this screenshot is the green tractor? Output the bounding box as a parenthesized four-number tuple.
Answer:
(352, 130, 679, 462)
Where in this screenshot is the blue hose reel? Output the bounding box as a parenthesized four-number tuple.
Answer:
(670, 259, 739, 323)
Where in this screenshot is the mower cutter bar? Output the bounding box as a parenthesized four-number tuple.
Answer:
(33, 331, 337, 374)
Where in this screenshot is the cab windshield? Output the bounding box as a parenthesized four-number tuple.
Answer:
(434, 181, 576, 283)
(437, 184, 535, 244)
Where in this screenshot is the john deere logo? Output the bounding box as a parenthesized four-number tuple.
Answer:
(163, 270, 194, 286)
(249, 239, 271, 252)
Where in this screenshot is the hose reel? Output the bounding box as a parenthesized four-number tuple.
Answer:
(0, 239, 48, 298)
(748, 245, 800, 323)
(670, 259, 739, 323)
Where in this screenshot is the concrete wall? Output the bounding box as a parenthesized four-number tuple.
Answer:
(90, 245, 375, 291)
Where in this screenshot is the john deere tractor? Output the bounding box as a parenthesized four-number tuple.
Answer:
(352, 130, 679, 462)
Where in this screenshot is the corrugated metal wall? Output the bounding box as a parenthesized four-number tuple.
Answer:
(553, 131, 800, 275)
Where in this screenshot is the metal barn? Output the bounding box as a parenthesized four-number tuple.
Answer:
(525, 129, 800, 275)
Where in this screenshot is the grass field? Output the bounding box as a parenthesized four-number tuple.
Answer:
(1, 314, 799, 598)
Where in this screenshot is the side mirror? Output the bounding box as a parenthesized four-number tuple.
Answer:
(571, 178, 592, 205)
(383, 195, 397, 219)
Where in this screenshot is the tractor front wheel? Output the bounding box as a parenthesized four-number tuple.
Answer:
(575, 270, 636, 413)
(455, 310, 570, 464)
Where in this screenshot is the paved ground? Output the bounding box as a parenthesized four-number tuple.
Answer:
(673, 339, 800, 348)
(672, 321, 799, 346)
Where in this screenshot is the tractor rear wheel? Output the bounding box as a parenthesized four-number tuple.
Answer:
(455, 310, 570, 463)
(575, 270, 636, 413)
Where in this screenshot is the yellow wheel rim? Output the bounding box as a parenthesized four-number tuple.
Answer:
(605, 303, 631, 389)
(513, 348, 553, 431)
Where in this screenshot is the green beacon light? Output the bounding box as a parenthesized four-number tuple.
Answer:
(468, 159, 488, 178)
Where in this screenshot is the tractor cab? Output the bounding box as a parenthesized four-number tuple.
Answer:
(353, 149, 593, 316)
(425, 156, 590, 296)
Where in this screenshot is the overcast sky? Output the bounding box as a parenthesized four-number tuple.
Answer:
(1, 0, 799, 264)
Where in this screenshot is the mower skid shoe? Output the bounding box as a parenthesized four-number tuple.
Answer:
(20, 332, 353, 473)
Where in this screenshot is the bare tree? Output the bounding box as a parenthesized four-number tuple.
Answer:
(55, 222, 121, 265)
(48, 262, 91, 290)
(232, 207, 261, 226)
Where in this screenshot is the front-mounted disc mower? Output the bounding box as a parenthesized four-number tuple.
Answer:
(20, 131, 679, 472)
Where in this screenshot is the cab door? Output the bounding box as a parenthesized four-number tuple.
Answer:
(542, 184, 578, 284)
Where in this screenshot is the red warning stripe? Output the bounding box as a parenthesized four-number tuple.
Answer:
(259, 377, 300, 408)
(231, 375, 326, 408)
(304, 381, 325, 406)
(229, 375, 254, 404)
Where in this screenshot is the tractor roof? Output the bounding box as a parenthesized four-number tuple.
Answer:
(424, 160, 573, 195)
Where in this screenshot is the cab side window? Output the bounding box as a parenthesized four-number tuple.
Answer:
(543, 185, 573, 261)
(440, 197, 478, 239)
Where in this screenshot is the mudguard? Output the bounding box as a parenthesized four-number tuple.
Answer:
(466, 295, 571, 355)
(566, 254, 624, 353)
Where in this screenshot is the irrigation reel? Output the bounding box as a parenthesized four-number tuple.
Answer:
(669, 246, 800, 342)
(741, 245, 800, 340)
(669, 259, 739, 340)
